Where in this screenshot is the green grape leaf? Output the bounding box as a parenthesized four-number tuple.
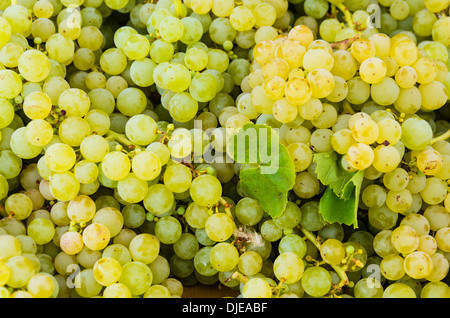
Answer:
(314, 151, 365, 227)
(228, 123, 296, 218)
(319, 170, 364, 227)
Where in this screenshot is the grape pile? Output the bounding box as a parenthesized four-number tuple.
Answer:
(0, 0, 450, 299)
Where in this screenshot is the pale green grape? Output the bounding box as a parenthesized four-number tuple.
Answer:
(116, 87, 147, 117)
(184, 202, 210, 229)
(0, 235, 22, 261)
(4, 255, 35, 288)
(173, 233, 199, 260)
(27, 218, 55, 245)
(154, 216, 182, 244)
(123, 34, 150, 60)
(82, 223, 111, 251)
(242, 277, 273, 298)
(193, 246, 217, 276)
(117, 173, 148, 204)
(119, 261, 153, 296)
(205, 212, 235, 242)
(75, 268, 103, 298)
(130, 58, 156, 87)
(383, 283, 416, 298)
(190, 174, 222, 207)
(93, 257, 122, 286)
(301, 266, 331, 297)
(143, 184, 174, 216)
(67, 194, 96, 223)
(131, 150, 161, 181)
(210, 242, 239, 272)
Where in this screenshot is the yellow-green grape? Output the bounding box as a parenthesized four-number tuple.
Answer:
(359, 57, 387, 84)
(163, 163, 192, 193)
(27, 217, 55, 245)
(372, 145, 402, 173)
(285, 76, 312, 105)
(395, 66, 418, 88)
(391, 225, 419, 254)
(253, 40, 277, 66)
(242, 277, 273, 298)
(0, 17, 11, 48)
(386, 188, 413, 213)
(0, 69, 22, 99)
(286, 142, 313, 172)
(118, 261, 153, 296)
(45, 143, 76, 173)
(416, 148, 443, 176)
(403, 251, 433, 279)
(424, 0, 450, 12)
(82, 223, 111, 251)
(229, 5, 255, 31)
(59, 231, 84, 255)
(80, 135, 110, 163)
(0, 261, 11, 286)
(417, 234, 437, 255)
(274, 252, 304, 284)
(420, 177, 448, 205)
(298, 97, 322, 120)
(92, 207, 124, 238)
(380, 254, 406, 280)
(263, 76, 285, 100)
(101, 151, 131, 181)
(100, 48, 128, 76)
(130, 150, 161, 182)
(0, 235, 22, 261)
(320, 238, 345, 265)
(383, 282, 417, 298)
(425, 253, 449, 282)
(261, 57, 290, 80)
(302, 48, 334, 72)
(326, 75, 348, 103)
(22, 91, 52, 120)
(288, 24, 314, 48)
(5, 193, 32, 220)
(435, 227, 450, 252)
(4, 256, 35, 289)
(346, 143, 374, 170)
(350, 38, 376, 64)
(205, 213, 236, 242)
(412, 57, 437, 84)
(67, 195, 96, 224)
(128, 233, 160, 264)
(210, 242, 239, 272)
(33, 0, 54, 18)
(58, 88, 90, 117)
(351, 116, 379, 145)
(27, 272, 58, 298)
(275, 39, 305, 70)
(123, 34, 150, 60)
(421, 282, 450, 298)
(190, 174, 222, 207)
(25, 119, 53, 147)
(306, 68, 335, 99)
(58, 116, 91, 147)
(301, 266, 331, 297)
(272, 98, 298, 124)
(93, 257, 122, 287)
(432, 17, 450, 47)
(237, 251, 263, 276)
(419, 81, 448, 111)
(3, 4, 32, 35)
(143, 284, 171, 298)
(331, 129, 356, 155)
(146, 142, 170, 166)
(389, 36, 418, 67)
(45, 33, 75, 63)
(103, 283, 132, 298)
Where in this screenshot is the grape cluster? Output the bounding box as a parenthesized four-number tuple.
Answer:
(0, 0, 449, 299)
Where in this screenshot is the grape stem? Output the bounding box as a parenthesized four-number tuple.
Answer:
(334, 2, 354, 30)
(430, 127, 450, 145)
(219, 197, 234, 220)
(105, 130, 137, 151)
(299, 227, 350, 292)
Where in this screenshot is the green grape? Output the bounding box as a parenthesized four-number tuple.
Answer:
(235, 197, 264, 226)
(93, 257, 122, 286)
(383, 283, 416, 298)
(209, 242, 239, 272)
(27, 218, 55, 245)
(0, 235, 22, 261)
(118, 261, 153, 296)
(205, 213, 235, 242)
(380, 254, 405, 281)
(391, 225, 419, 254)
(179, 16, 203, 45)
(354, 277, 384, 298)
(435, 227, 450, 252)
(419, 81, 448, 111)
(129, 233, 160, 264)
(385, 189, 413, 213)
(103, 283, 131, 298)
(272, 201, 302, 230)
(301, 266, 331, 297)
(300, 201, 327, 231)
(0, 16, 11, 47)
(154, 216, 182, 244)
(143, 184, 174, 217)
(4, 255, 35, 288)
(143, 284, 171, 298)
(173, 233, 199, 260)
(18, 49, 50, 83)
(273, 252, 304, 285)
(420, 177, 448, 205)
(122, 34, 150, 60)
(242, 277, 273, 298)
(27, 272, 58, 298)
(421, 281, 450, 298)
(92, 207, 124, 238)
(185, 202, 210, 229)
(260, 219, 283, 242)
(121, 204, 146, 229)
(190, 174, 222, 207)
(321, 239, 345, 265)
(238, 251, 263, 276)
(49, 171, 80, 202)
(425, 253, 449, 282)
(3, 4, 32, 34)
(400, 213, 430, 236)
(74, 268, 103, 298)
(423, 205, 450, 231)
(278, 234, 307, 259)
(82, 223, 111, 251)
(193, 246, 217, 277)
(67, 195, 96, 223)
(403, 251, 433, 279)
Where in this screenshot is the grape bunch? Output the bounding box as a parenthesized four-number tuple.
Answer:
(0, 0, 449, 299)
